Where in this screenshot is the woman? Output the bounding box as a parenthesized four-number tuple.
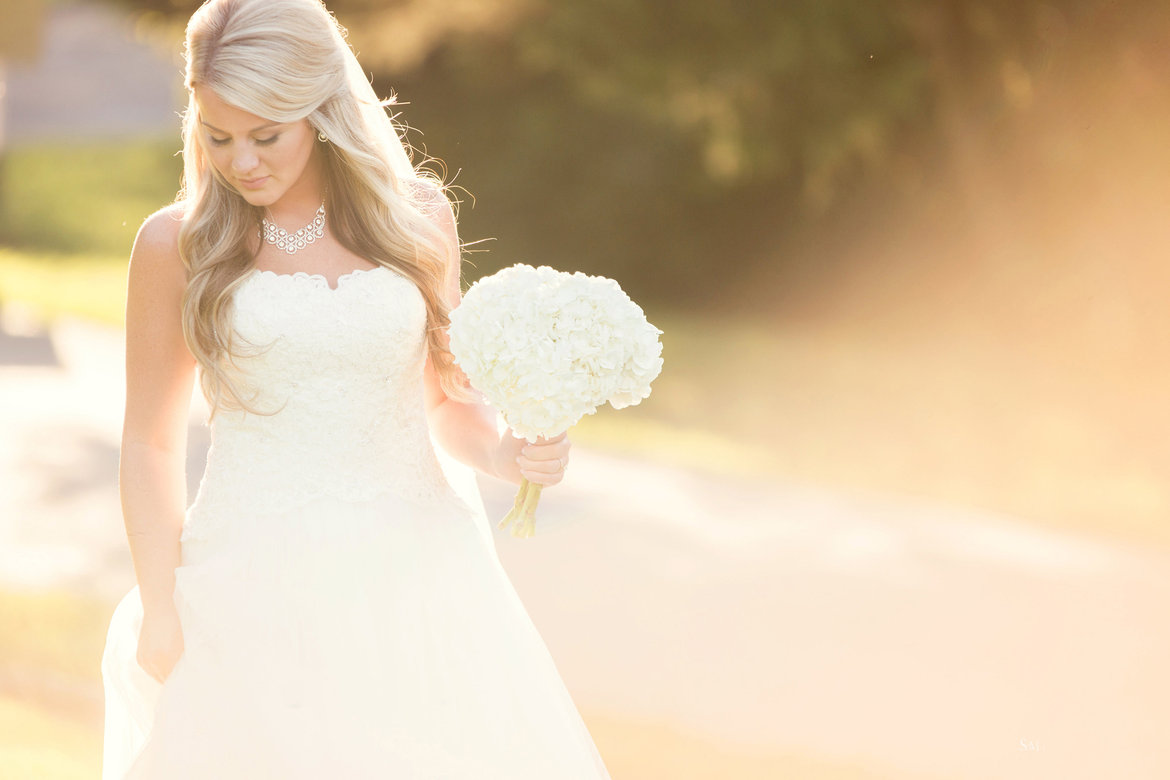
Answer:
(100, 0, 611, 777)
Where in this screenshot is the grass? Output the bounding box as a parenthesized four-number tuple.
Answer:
(0, 589, 110, 685)
(0, 137, 157, 327)
(0, 589, 109, 780)
(0, 696, 102, 780)
(0, 249, 126, 326)
(0, 137, 180, 257)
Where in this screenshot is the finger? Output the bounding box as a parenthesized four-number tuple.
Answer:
(520, 467, 563, 486)
(519, 443, 569, 465)
(521, 441, 570, 463)
(516, 455, 562, 474)
(518, 452, 568, 486)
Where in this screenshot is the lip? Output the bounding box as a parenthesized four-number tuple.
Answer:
(238, 176, 270, 190)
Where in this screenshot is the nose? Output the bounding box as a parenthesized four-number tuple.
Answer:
(230, 147, 259, 176)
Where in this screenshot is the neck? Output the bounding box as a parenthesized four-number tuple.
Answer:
(264, 200, 324, 228)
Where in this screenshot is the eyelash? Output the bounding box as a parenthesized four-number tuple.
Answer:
(209, 135, 279, 147)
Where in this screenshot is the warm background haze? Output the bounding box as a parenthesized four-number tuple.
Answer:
(1, 1, 1168, 778)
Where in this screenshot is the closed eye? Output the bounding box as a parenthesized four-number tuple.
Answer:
(209, 136, 229, 147)
(256, 135, 279, 146)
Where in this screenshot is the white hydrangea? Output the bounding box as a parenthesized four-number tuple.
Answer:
(448, 264, 664, 442)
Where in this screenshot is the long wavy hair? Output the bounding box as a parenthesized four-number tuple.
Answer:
(177, 0, 469, 415)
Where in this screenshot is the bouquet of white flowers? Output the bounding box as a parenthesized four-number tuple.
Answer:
(448, 264, 664, 537)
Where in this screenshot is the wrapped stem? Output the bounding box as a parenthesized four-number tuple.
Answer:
(515, 481, 543, 538)
(497, 478, 544, 538)
(498, 478, 530, 532)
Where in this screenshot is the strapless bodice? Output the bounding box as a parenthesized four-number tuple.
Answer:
(182, 266, 465, 541)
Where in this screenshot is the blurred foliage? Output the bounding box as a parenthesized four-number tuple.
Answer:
(45, 0, 1170, 306)
(510, 2, 925, 191)
(0, 138, 181, 255)
(371, 0, 930, 304)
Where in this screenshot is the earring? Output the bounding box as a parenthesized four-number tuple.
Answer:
(317, 131, 329, 143)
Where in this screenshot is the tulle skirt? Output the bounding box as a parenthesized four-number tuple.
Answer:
(100, 487, 611, 779)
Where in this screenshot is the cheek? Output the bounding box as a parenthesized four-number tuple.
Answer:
(271, 145, 297, 170)
(203, 145, 234, 178)
(269, 138, 314, 178)
(285, 137, 315, 170)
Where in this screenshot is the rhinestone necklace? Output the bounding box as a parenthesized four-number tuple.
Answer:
(259, 202, 326, 255)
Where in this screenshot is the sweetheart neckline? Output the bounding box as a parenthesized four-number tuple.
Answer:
(246, 265, 394, 292)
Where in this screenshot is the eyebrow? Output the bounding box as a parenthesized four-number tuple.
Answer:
(199, 120, 283, 134)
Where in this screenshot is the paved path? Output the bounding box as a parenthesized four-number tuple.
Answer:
(1, 312, 1169, 780)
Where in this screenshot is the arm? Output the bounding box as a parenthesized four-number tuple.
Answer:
(419, 191, 570, 487)
(120, 205, 195, 679)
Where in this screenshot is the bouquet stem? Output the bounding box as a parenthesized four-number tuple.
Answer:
(498, 478, 544, 538)
(499, 480, 528, 530)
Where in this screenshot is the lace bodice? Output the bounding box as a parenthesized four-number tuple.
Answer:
(182, 266, 466, 542)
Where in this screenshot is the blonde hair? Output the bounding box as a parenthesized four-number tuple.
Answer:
(177, 0, 468, 414)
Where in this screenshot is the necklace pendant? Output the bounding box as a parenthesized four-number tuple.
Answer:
(261, 202, 326, 256)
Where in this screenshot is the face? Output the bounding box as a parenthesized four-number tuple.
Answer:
(192, 84, 321, 209)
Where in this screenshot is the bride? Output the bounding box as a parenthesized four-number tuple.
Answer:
(100, 0, 610, 777)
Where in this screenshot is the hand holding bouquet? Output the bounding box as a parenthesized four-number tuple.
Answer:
(448, 264, 664, 537)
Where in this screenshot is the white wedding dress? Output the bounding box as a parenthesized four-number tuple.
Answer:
(101, 265, 612, 779)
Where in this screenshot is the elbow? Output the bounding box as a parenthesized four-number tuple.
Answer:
(120, 436, 186, 461)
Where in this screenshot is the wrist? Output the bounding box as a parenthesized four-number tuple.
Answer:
(490, 429, 523, 486)
(142, 600, 179, 622)
(140, 585, 178, 618)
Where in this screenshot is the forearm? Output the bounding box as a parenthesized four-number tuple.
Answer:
(427, 394, 506, 480)
(119, 440, 187, 616)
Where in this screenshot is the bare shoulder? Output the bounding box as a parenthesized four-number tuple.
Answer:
(134, 203, 186, 256)
(408, 179, 456, 227)
(407, 177, 444, 205)
(407, 179, 461, 304)
(130, 203, 188, 282)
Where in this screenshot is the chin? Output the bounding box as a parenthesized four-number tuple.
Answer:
(236, 187, 279, 208)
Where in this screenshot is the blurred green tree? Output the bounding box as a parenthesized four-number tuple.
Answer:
(0, 0, 48, 222)
(105, 0, 1157, 305)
